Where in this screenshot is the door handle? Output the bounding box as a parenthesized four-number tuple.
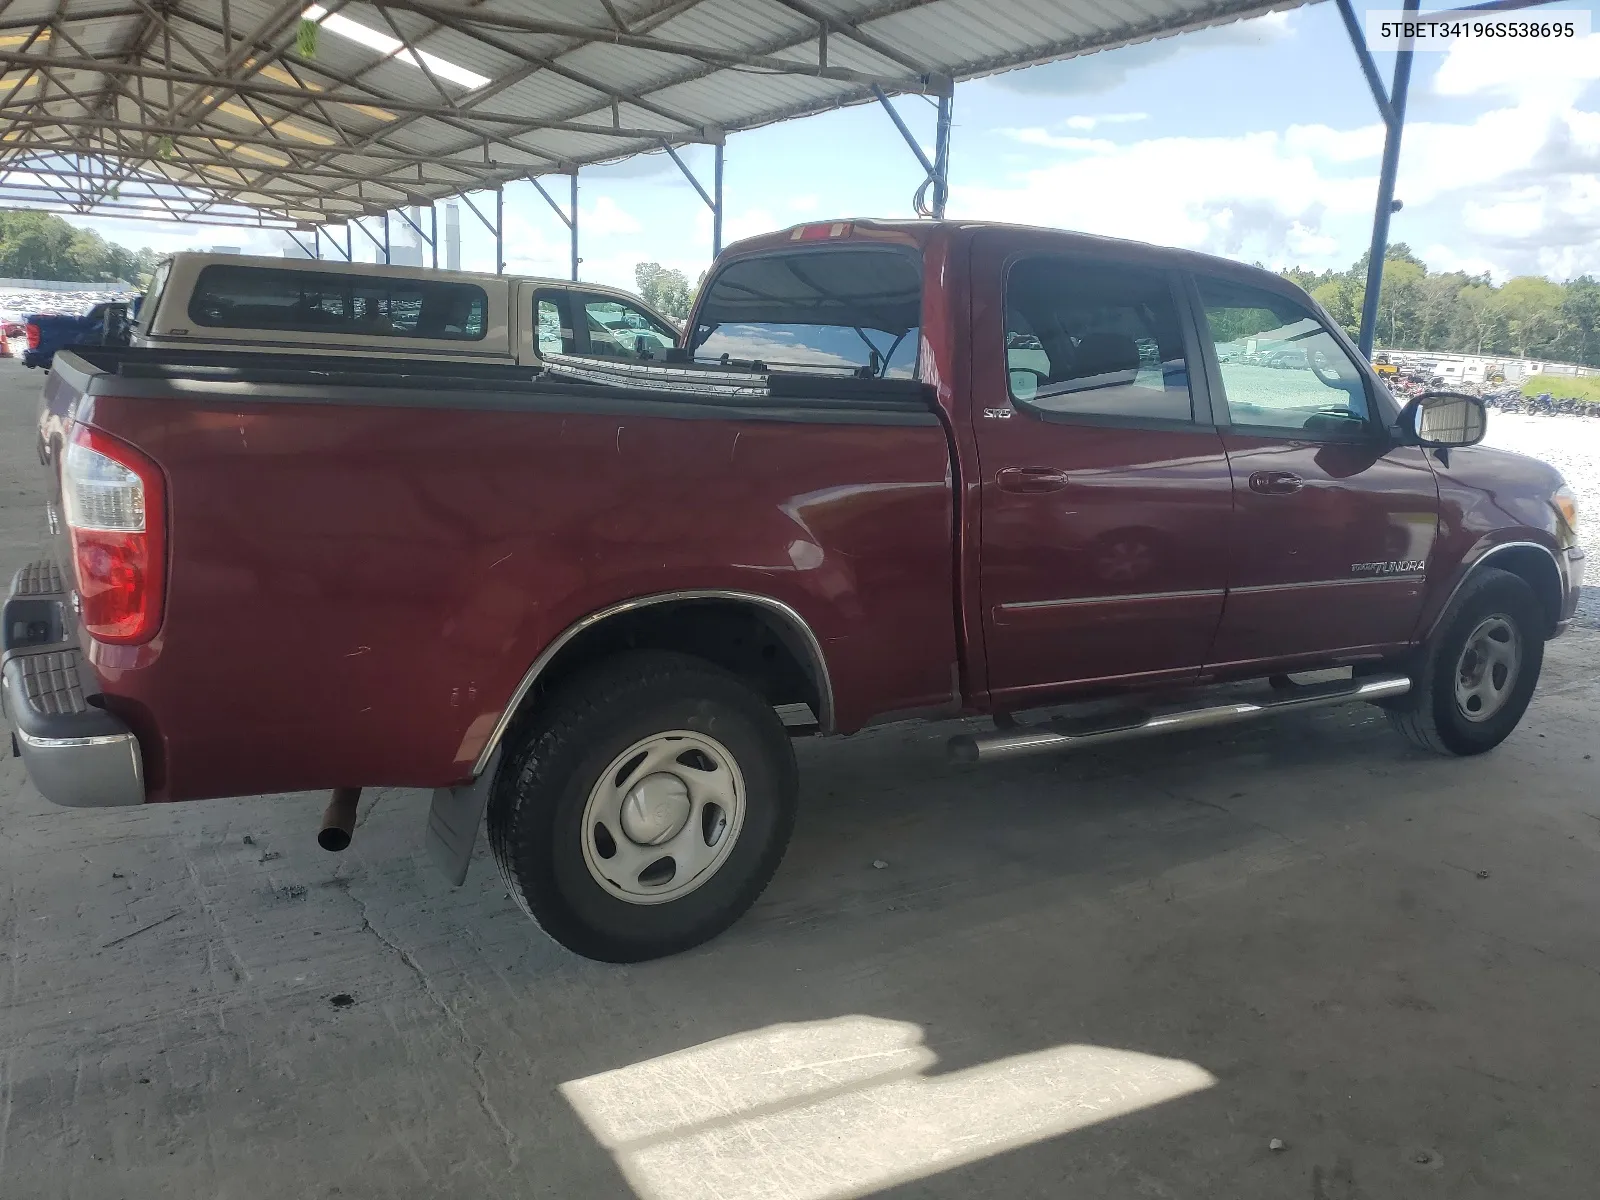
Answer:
(997, 466, 1072, 493)
(1248, 470, 1303, 495)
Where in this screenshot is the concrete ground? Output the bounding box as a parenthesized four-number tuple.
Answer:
(1, 354, 1598, 1200)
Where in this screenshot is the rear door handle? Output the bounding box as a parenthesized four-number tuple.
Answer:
(997, 466, 1072, 494)
(1248, 470, 1303, 495)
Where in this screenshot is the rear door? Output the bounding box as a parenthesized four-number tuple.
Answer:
(973, 233, 1234, 709)
(1190, 272, 1439, 667)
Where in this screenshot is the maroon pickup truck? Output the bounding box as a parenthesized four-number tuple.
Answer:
(6, 220, 1584, 962)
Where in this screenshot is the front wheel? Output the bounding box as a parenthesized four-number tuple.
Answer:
(1387, 567, 1544, 756)
(487, 652, 798, 962)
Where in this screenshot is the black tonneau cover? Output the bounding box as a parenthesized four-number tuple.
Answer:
(54, 346, 935, 421)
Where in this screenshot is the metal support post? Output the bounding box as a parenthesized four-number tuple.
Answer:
(353, 216, 386, 260)
(286, 229, 315, 259)
(1356, 0, 1419, 358)
(430, 205, 439, 270)
(343, 224, 352, 262)
(395, 207, 433, 266)
(459, 190, 504, 274)
(383, 211, 390, 264)
(532, 174, 578, 279)
(932, 93, 952, 219)
(713, 143, 724, 257)
(871, 83, 952, 218)
(663, 141, 722, 259)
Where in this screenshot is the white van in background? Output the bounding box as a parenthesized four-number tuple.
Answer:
(132, 253, 679, 366)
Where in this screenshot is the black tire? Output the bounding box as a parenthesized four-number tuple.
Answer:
(487, 651, 798, 962)
(1387, 568, 1544, 756)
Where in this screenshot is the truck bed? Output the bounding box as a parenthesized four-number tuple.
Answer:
(40, 347, 960, 802)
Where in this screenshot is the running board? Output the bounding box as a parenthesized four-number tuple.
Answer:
(948, 675, 1412, 764)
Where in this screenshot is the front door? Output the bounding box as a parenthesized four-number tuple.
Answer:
(1191, 273, 1440, 667)
(974, 239, 1234, 710)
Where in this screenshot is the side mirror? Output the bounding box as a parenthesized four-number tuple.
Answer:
(1398, 391, 1486, 448)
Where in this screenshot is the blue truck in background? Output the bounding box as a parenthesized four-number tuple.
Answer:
(21, 300, 135, 370)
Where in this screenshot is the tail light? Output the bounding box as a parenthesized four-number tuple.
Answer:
(789, 222, 853, 241)
(61, 424, 166, 644)
(26, 322, 40, 349)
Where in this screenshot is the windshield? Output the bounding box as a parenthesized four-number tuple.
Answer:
(689, 247, 922, 378)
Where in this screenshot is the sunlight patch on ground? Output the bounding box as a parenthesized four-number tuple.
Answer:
(562, 1015, 1215, 1200)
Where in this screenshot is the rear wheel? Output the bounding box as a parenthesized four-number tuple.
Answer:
(487, 652, 797, 962)
(1387, 567, 1544, 756)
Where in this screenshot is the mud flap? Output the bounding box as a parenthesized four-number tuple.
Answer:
(425, 747, 501, 887)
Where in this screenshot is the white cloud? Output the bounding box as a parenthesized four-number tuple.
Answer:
(700, 205, 781, 249)
(954, 127, 1375, 266)
(1434, 30, 1600, 108)
(1063, 112, 1149, 131)
(960, 41, 1600, 281)
(988, 11, 1291, 96)
(1001, 128, 1116, 152)
(1282, 122, 1383, 163)
(578, 195, 641, 236)
(1417, 244, 1499, 280)
(64, 214, 285, 258)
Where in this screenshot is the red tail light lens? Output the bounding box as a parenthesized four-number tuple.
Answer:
(61, 424, 166, 644)
(25, 323, 40, 349)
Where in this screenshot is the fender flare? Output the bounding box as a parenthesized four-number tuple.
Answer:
(1423, 540, 1565, 641)
(470, 589, 835, 778)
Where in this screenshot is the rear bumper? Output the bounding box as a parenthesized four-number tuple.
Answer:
(2, 561, 145, 807)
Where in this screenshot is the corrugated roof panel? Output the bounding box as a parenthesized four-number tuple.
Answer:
(1, 0, 1309, 224)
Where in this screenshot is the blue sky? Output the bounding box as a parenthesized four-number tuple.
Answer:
(69, 2, 1600, 291)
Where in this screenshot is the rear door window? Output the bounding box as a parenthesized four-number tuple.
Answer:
(1004, 257, 1194, 423)
(188, 265, 487, 341)
(689, 247, 921, 378)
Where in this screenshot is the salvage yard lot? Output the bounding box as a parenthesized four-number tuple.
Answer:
(1, 356, 1598, 1199)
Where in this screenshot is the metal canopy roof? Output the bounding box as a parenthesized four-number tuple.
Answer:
(0, 0, 1303, 229)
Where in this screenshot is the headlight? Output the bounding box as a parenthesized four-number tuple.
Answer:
(1553, 484, 1579, 535)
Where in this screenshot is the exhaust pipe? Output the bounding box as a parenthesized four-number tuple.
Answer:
(318, 787, 362, 852)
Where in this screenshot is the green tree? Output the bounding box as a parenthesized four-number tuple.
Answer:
(1311, 278, 1362, 338)
(1375, 258, 1424, 348)
(1498, 275, 1564, 357)
(1453, 283, 1505, 355)
(1554, 276, 1600, 367)
(1415, 271, 1471, 350)
(1279, 243, 1600, 367)
(633, 262, 693, 321)
(0, 209, 155, 282)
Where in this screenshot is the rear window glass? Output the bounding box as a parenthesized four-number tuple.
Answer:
(188, 265, 487, 341)
(689, 248, 921, 378)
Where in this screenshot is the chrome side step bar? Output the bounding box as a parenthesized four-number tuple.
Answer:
(948, 675, 1412, 764)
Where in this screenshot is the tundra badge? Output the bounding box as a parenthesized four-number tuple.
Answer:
(1352, 559, 1426, 576)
